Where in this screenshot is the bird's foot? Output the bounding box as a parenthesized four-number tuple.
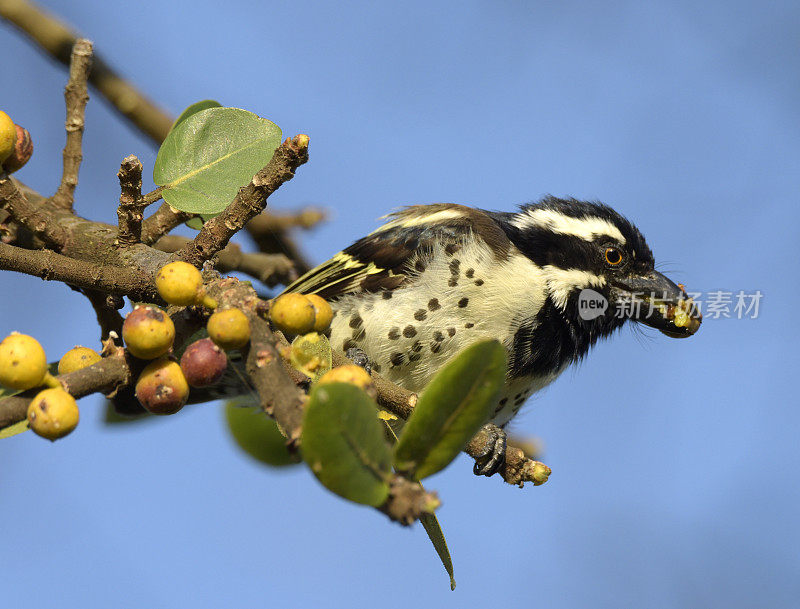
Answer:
(346, 346, 373, 375)
(473, 423, 507, 477)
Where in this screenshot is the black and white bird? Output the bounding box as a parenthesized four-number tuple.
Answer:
(283, 196, 702, 475)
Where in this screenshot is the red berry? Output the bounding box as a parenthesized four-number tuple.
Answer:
(180, 338, 227, 387)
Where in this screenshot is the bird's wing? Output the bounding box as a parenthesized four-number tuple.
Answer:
(282, 204, 511, 300)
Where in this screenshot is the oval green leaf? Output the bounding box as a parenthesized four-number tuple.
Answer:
(0, 419, 29, 439)
(393, 339, 506, 480)
(225, 402, 301, 467)
(302, 382, 391, 506)
(153, 107, 282, 215)
(171, 99, 222, 130)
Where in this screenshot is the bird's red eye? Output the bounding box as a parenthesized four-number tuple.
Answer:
(605, 247, 623, 266)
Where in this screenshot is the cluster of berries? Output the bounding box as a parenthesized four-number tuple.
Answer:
(0, 261, 376, 442)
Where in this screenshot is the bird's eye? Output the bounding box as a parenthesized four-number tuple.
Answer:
(605, 247, 623, 266)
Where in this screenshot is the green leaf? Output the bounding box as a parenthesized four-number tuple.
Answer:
(420, 512, 456, 590)
(290, 332, 332, 382)
(153, 107, 282, 215)
(394, 340, 506, 480)
(0, 419, 29, 439)
(302, 382, 391, 506)
(172, 99, 222, 130)
(225, 402, 300, 467)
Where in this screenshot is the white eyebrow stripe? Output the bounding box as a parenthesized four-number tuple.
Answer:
(512, 208, 626, 245)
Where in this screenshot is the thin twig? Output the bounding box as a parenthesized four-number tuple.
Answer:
(247, 208, 326, 234)
(50, 38, 92, 211)
(140, 201, 191, 246)
(176, 135, 310, 268)
(115, 155, 145, 246)
(0, 0, 173, 144)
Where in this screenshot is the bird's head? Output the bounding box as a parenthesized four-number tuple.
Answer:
(500, 197, 702, 339)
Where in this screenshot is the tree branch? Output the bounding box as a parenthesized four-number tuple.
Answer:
(0, 173, 67, 249)
(0, 0, 173, 144)
(176, 135, 309, 268)
(0, 347, 131, 429)
(0, 241, 154, 299)
(49, 38, 92, 211)
(140, 201, 191, 246)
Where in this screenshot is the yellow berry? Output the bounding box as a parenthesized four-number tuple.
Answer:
(317, 364, 373, 392)
(0, 332, 47, 390)
(58, 346, 101, 374)
(0, 111, 17, 164)
(306, 294, 333, 333)
(27, 388, 79, 440)
(269, 293, 316, 336)
(155, 261, 204, 306)
(122, 306, 175, 359)
(135, 359, 189, 415)
(207, 308, 251, 351)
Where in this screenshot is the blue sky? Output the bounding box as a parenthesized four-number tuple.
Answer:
(1, 1, 799, 607)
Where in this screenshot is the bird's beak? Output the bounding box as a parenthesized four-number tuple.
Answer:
(611, 271, 702, 338)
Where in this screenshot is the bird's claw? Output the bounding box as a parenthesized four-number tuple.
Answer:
(472, 423, 507, 477)
(346, 347, 373, 375)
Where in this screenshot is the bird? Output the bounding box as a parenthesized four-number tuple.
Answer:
(281, 196, 702, 476)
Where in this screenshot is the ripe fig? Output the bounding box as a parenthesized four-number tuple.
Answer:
(207, 308, 251, 351)
(2, 124, 32, 173)
(122, 305, 175, 359)
(269, 293, 315, 336)
(58, 346, 101, 374)
(0, 332, 47, 390)
(306, 294, 333, 333)
(135, 359, 189, 415)
(155, 261, 203, 306)
(180, 337, 227, 387)
(27, 388, 79, 440)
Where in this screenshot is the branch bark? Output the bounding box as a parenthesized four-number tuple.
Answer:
(0, 241, 154, 299)
(140, 201, 191, 246)
(50, 38, 92, 211)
